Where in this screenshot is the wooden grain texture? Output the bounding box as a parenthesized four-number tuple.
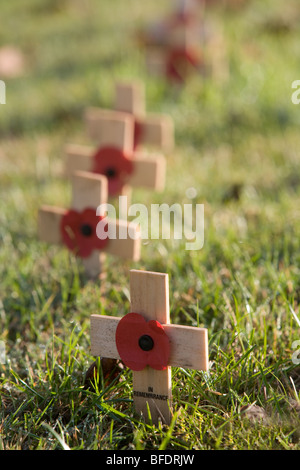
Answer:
(163, 324, 209, 371)
(129, 270, 172, 424)
(129, 270, 170, 324)
(90, 315, 120, 358)
(133, 367, 172, 425)
(84, 108, 134, 152)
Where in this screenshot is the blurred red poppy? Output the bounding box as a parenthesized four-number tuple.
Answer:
(92, 146, 134, 195)
(60, 208, 108, 258)
(166, 47, 201, 83)
(115, 312, 170, 371)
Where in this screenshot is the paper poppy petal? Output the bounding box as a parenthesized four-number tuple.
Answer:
(166, 48, 201, 83)
(92, 146, 134, 195)
(60, 208, 108, 258)
(147, 320, 170, 369)
(115, 312, 170, 371)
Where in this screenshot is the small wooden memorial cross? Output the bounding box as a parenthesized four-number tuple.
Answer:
(143, 0, 204, 83)
(90, 269, 209, 425)
(112, 81, 174, 151)
(38, 171, 141, 278)
(85, 81, 174, 152)
(65, 111, 166, 198)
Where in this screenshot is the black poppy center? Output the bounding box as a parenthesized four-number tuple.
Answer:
(80, 223, 93, 237)
(105, 167, 117, 178)
(138, 335, 154, 352)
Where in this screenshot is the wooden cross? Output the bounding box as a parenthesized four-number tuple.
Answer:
(140, 0, 205, 83)
(64, 111, 166, 198)
(85, 80, 174, 151)
(38, 171, 141, 278)
(144, 1, 227, 83)
(90, 269, 209, 425)
(113, 81, 174, 151)
(145, 24, 203, 83)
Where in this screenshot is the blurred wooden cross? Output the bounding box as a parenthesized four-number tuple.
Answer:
(143, 1, 226, 83)
(90, 269, 209, 425)
(145, 14, 203, 83)
(84, 81, 174, 152)
(65, 111, 166, 198)
(38, 171, 141, 278)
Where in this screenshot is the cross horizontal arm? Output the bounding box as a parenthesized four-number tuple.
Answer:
(38, 205, 66, 245)
(137, 115, 174, 151)
(104, 219, 141, 261)
(38, 208, 140, 261)
(90, 314, 208, 371)
(90, 315, 120, 359)
(128, 153, 166, 191)
(164, 324, 208, 371)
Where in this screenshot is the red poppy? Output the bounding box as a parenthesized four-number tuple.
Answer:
(60, 207, 108, 258)
(166, 47, 201, 83)
(115, 312, 170, 371)
(92, 146, 134, 195)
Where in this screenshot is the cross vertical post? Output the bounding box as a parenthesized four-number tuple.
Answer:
(130, 270, 172, 424)
(114, 81, 145, 119)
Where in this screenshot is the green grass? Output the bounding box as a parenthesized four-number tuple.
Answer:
(0, 0, 300, 450)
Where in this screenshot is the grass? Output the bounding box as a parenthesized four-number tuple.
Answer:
(0, 0, 300, 450)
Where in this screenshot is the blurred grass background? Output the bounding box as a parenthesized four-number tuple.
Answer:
(0, 0, 300, 450)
